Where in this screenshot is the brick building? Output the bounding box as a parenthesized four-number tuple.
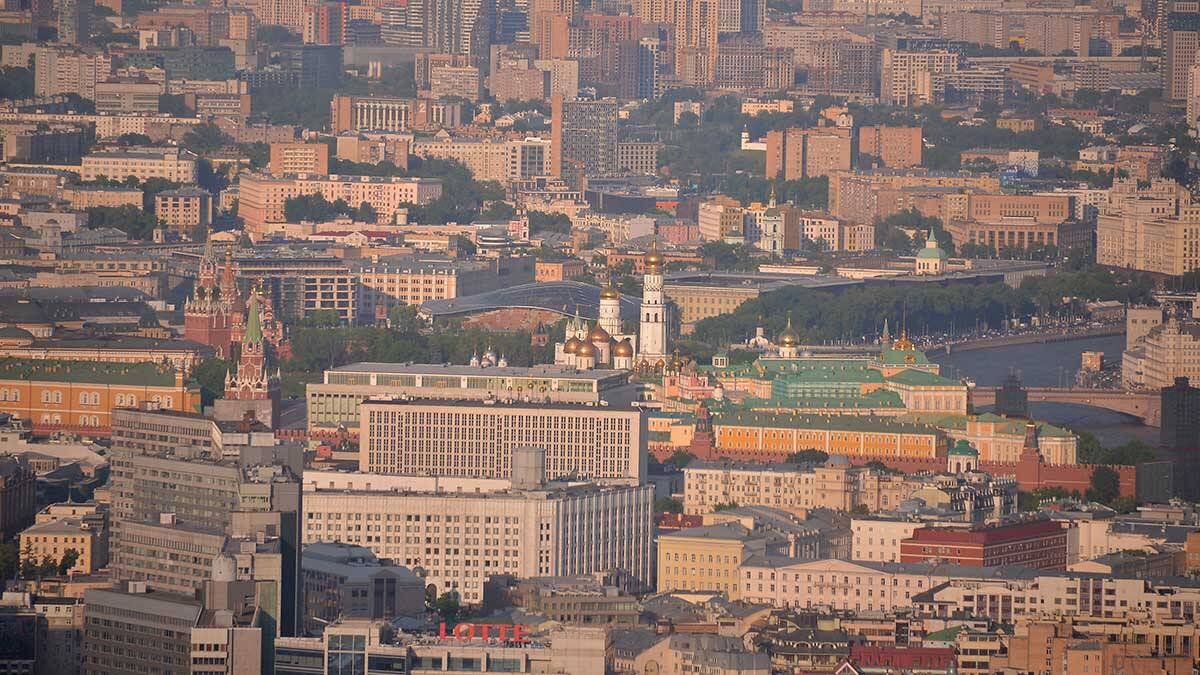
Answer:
(899, 518, 1068, 569)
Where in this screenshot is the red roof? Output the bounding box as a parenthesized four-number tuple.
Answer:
(850, 645, 956, 669)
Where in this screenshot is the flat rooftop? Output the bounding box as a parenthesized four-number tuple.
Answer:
(328, 362, 632, 382)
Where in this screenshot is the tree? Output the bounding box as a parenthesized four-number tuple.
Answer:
(238, 142, 270, 170)
(192, 358, 232, 405)
(116, 132, 152, 146)
(528, 211, 572, 235)
(256, 25, 300, 43)
(0, 543, 16, 579)
(432, 592, 461, 622)
(388, 304, 425, 333)
(787, 449, 829, 464)
(183, 122, 232, 154)
(0, 66, 33, 100)
(655, 497, 684, 513)
(284, 193, 352, 223)
(158, 93, 191, 117)
(850, 504, 871, 515)
(57, 549, 80, 575)
(85, 205, 159, 240)
(355, 201, 378, 223)
(666, 450, 695, 469)
(1087, 466, 1121, 504)
(712, 502, 739, 512)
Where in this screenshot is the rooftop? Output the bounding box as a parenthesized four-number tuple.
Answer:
(0, 357, 181, 387)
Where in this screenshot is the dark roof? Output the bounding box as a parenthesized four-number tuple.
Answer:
(420, 281, 640, 321)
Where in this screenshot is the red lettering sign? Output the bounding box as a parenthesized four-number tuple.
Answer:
(437, 623, 527, 642)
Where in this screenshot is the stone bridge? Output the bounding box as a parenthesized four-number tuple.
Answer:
(967, 387, 1161, 426)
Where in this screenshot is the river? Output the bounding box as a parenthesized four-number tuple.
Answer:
(931, 334, 1160, 447)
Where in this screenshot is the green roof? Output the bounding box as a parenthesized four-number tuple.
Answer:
(244, 294, 262, 344)
(949, 439, 979, 456)
(886, 369, 962, 387)
(876, 347, 931, 366)
(0, 357, 181, 387)
(895, 412, 1073, 439)
(916, 245, 949, 260)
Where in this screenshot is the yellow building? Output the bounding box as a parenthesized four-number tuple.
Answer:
(713, 410, 946, 461)
(19, 502, 109, 575)
(657, 521, 767, 599)
(0, 358, 200, 434)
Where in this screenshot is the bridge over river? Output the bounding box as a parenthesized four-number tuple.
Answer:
(967, 387, 1161, 426)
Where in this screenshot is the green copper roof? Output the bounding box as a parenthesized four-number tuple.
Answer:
(886, 369, 962, 387)
(0, 357, 180, 387)
(949, 439, 979, 456)
(877, 346, 932, 366)
(244, 294, 262, 344)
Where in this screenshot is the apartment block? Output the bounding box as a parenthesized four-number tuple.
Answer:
(79, 147, 199, 183)
(268, 141, 330, 176)
(352, 255, 535, 324)
(94, 78, 163, 114)
(880, 50, 959, 106)
(766, 127, 853, 180)
(899, 519, 1068, 569)
(360, 399, 645, 484)
(411, 135, 551, 182)
(18, 501, 109, 574)
(154, 186, 212, 233)
(857, 126, 922, 168)
(237, 173, 442, 239)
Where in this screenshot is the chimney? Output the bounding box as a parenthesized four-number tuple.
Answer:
(160, 513, 177, 526)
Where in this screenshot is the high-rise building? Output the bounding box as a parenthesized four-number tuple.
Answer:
(766, 127, 853, 180)
(0, 455, 35, 541)
(673, 0, 720, 85)
(58, 0, 93, 45)
(425, 0, 494, 58)
(1161, 376, 1200, 449)
(880, 49, 959, 105)
(108, 407, 304, 636)
(1166, 0, 1200, 100)
(550, 95, 618, 180)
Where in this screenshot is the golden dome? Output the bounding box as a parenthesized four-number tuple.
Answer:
(778, 314, 799, 348)
(892, 329, 914, 351)
(600, 285, 620, 300)
(613, 339, 634, 357)
(564, 337, 583, 354)
(643, 241, 665, 270)
(588, 324, 611, 343)
(576, 341, 596, 357)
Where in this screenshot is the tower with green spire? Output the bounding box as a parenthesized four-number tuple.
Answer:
(224, 291, 279, 409)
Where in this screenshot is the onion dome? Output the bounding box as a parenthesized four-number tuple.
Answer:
(588, 324, 611, 343)
(576, 340, 596, 357)
(613, 339, 634, 357)
(564, 337, 583, 354)
(778, 313, 799, 348)
(643, 240, 665, 271)
(600, 284, 620, 300)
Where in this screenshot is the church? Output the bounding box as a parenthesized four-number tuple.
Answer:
(554, 243, 670, 372)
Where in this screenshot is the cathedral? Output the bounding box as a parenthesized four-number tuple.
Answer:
(554, 243, 670, 372)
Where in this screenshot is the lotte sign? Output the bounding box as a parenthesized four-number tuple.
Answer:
(438, 622, 527, 642)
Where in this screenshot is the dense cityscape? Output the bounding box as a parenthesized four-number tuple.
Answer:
(2, 0, 1200, 671)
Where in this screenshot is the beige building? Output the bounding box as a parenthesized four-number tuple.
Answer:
(268, 141, 330, 175)
(657, 522, 767, 599)
(307, 362, 631, 435)
(411, 134, 551, 182)
(18, 501, 109, 575)
(1123, 317, 1200, 389)
(851, 518, 925, 563)
(80, 147, 199, 183)
(683, 461, 1006, 517)
(94, 78, 163, 114)
(359, 399, 646, 484)
(615, 141, 661, 176)
(857, 126, 922, 168)
(1097, 178, 1200, 276)
(880, 50, 959, 106)
(992, 620, 1193, 674)
(352, 256, 534, 323)
(33, 47, 112, 99)
(61, 185, 144, 209)
(302, 475, 654, 604)
(237, 173, 442, 240)
(154, 186, 212, 233)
